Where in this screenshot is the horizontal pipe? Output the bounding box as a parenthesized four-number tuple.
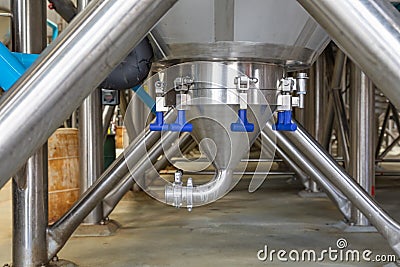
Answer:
(162, 170, 296, 176)
(297, 0, 400, 110)
(0, 0, 178, 188)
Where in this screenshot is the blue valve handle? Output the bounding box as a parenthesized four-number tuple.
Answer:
(170, 110, 193, 132)
(231, 109, 254, 132)
(149, 111, 169, 131)
(272, 110, 297, 131)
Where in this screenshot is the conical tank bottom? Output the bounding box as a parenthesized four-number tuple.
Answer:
(187, 103, 274, 171)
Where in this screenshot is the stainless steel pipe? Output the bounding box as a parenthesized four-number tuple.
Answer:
(47, 127, 161, 259)
(261, 127, 351, 221)
(275, 120, 400, 256)
(79, 88, 104, 224)
(11, 1, 48, 266)
(103, 132, 192, 217)
(0, 0, 178, 188)
(297, 0, 400, 110)
(255, 138, 311, 190)
(349, 63, 375, 226)
(12, 148, 48, 267)
(47, 110, 174, 259)
(306, 55, 326, 191)
(77, 0, 104, 225)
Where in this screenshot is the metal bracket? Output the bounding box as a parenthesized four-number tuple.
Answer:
(174, 76, 194, 92)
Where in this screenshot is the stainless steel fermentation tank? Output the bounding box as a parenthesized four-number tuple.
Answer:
(136, 0, 330, 207)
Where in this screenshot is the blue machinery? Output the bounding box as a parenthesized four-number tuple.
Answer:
(0, 19, 58, 91)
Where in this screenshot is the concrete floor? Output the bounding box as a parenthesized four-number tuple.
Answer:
(0, 173, 400, 266)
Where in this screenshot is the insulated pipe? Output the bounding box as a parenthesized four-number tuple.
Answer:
(274, 119, 400, 256)
(0, 0, 178, 188)
(50, 0, 154, 91)
(261, 127, 351, 221)
(48, 0, 77, 22)
(100, 38, 153, 90)
(297, 0, 400, 110)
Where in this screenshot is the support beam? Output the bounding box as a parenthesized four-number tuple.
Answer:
(297, 0, 400, 110)
(349, 63, 375, 226)
(47, 111, 174, 259)
(305, 55, 325, 191)
(79, 88, 104, 224)
(321, 50, 346, 151)
(261, 128, 351, 221)
(77, 0, 104, 225)
(255, 138, 310, 190)
(269, 120, 400, 256)
(0, 0, 178, 188)
(11, 1, 48, 266)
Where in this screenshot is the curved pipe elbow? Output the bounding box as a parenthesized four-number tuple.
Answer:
(165, 169, 233, 208)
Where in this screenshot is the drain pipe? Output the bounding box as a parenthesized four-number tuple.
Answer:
(165, 168, 234, 210)
(297, 0, 400, 110)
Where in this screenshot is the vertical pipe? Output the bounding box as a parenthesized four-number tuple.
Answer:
(126, 90, 146, 140)
(349, 63, 375, 226)
(13, 148, 48, 267)
(306, 55, 325, 192)
(11, 1, 48, 266)
(78, 0, 104, 224)
(79, 90, 104, 223)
